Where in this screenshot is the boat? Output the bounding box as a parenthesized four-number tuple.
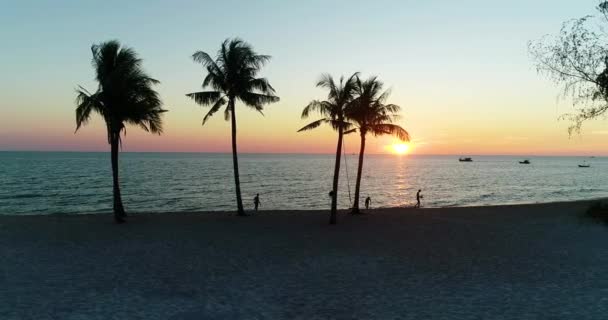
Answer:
(519, 160, 530, 164)
(578, 164, 591, 168)
(459, 157, 473, 162)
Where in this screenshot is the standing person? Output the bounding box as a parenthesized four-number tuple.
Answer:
(415, 189, 422, 208)
(254, 193, 261, 212)
(365, 196, 372, 210)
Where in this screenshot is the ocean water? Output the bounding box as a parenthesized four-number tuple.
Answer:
(0, 152, 605, 215)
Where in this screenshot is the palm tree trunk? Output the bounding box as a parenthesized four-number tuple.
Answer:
(351, 131, 366, 214)
(229, 98, 246, 216)
(110, 130, 126, 223)
(330, 126, 344, 224)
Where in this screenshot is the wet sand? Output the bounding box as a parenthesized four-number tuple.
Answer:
(1, 200, 607, 319)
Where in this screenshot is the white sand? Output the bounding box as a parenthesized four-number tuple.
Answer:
(1, 201, 608, 319)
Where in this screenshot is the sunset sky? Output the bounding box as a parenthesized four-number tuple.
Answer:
(1, 0, 606, 155)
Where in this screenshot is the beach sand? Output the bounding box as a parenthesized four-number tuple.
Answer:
(1, 201, 607, 319)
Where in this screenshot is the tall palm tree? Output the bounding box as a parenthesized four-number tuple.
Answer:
(186, 38, 279, 216)
(347, 76, 409, 214)
(298, 73, 359, 224)
(75, 40, 166, 223)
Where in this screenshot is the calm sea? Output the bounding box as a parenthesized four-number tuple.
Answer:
(0, 152, 605, 215)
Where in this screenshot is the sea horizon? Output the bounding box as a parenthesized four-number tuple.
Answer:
(1, 150, 605, 157)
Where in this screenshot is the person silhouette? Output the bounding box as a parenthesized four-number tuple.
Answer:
(365, 196, 372, 210)
(415, 189, 422, 208)
(254, 193, 261, 211)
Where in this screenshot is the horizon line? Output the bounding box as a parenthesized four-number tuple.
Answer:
(0, 150, 604, 157)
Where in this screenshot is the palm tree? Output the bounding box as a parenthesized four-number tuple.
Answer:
(298, 73, 359, 224)
(186, 38, 279, 216)
(75, 40, 166, 223)
(347, 76, 409, 214)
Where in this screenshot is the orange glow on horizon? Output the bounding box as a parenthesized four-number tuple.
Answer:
(390, 143, 411, 155)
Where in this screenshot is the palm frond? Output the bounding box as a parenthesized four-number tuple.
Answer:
(239, 92, 279, 108)
(123, 97, 167, 134)
(192, 50, 215, 67)
(329, 119, 352, 131)
(248, 54, 271, 69)
(186, 91, 222, 106)
(134, 109, 167, 134)
(370, 124, 410, 141)
(301, 100, 332, 119)
(383, 103, 401, 113)
(249, 77, 276, 94)
(316, 73, 337, 93)
(297, 119, 328, 132)
(390, 114, 401, 122)
(202, 96, 227, 125)
(342, 72, 361, 96)
(202, 70, 225, 92)
(376, 88, 391, 104)
(75, 87, 100, 132)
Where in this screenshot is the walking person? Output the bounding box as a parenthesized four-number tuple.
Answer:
(415, 189, 422, 208)
(254, 193, 261, 212)
(365, 196, 372, 210)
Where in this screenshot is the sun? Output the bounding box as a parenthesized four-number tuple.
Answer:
(391, 143, 410, 155)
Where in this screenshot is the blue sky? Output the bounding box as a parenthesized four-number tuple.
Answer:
(1, 0, 606, 154)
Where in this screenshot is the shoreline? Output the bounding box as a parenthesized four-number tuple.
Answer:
(2, 150, 607, 156)
(1, 197, 604, 218)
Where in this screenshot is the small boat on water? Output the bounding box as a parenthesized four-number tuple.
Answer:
(579, 164, 591, 168)
(519, 160, 530, 164)
(459, 157, 473, 162)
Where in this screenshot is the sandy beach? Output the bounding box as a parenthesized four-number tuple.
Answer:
(1, 200, 607, 319)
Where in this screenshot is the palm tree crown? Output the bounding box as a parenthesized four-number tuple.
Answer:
(75, 40, 166, 141)
(186, 38, 279, 124)
(346, 76, 409, 140)
(298, 73, 359, 133)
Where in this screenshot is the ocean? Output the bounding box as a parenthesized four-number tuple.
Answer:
(0, 152, 605, 215)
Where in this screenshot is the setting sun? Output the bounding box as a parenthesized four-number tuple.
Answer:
(391, 143, 410, 155)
